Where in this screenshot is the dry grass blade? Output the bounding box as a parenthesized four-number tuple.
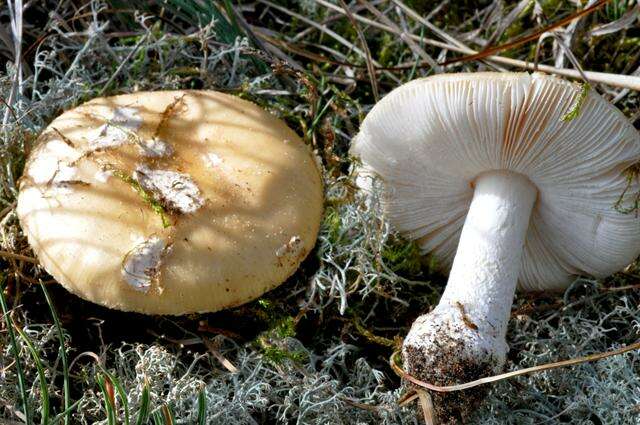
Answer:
(338, 0, 379, 101)
(202, 338, 238, 373)
(258, 0, 380, 66)
(389, 0, 471, 50)
(601, 283, 640, 292)
(253, 31, 360, 69)
(549, 33, 591, 86)
(228, 5, 304, 72)
(2, 0, 23, 129)
(485, 0, 532, 47)
(356, 0, 441, 73)
(441, 0, 609, 66)
(389, 0, 507, 71)
(338, 395, 380, 412)
(397, 390, 418, 407)
(589, 4, 640, 37)
(390, 339, 640, 392)
(416, 390, 435, 425)
(68, 351, 103, 373)
(313, 0, 640, 90)
(0, 250, 38, 264)
(98, 32, 149, 95)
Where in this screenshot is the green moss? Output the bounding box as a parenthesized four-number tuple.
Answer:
(111, 169, 171, 228)
(561, 83, 591, 122)
(539, 0, 563, 16)
(274, 316, 297, 339)
(251, 299, 303, 364)
(381, 237, 424, 277)
(323, 207, 343, 245)
(259, 343, 306, 365)
(378, 33, 397, 67)
(253, 315, 304, 365)
(352, 317, 398, 348)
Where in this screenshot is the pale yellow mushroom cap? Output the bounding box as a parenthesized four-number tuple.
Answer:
(17, 90, 323, 315)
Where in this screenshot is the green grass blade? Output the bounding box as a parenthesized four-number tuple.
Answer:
(151, 410, 164, 425)
(221, 0, 242, 37)
(134, 382, 150, 425)
(102, 369, 130, 425)
(151, 404, 176, 425)
(15, 325, 50, 424)
(197, 390, 206, 425)
(307, 94, 336, 140)
(40, 282, 71, 425)
(167, 404, 177, 424)
(156, 0, 236, 43)
(0, 275, 32, 425)
(96, 373, 116, 425)
(50, 399, 83, 425)
(153, 0, 268, 72)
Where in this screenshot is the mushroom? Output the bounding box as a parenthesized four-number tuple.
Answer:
(351, 72, 640, 421)
(17, 90, 323, 314)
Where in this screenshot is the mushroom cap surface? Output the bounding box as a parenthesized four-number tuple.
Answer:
(18, 90, 323, 314)
(352, 72, 640, 291)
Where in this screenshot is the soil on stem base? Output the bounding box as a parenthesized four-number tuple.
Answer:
(402, 313, 500, 424)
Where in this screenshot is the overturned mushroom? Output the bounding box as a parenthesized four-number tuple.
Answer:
(17, 90, 323, 314)
(352, 72, 640, 422)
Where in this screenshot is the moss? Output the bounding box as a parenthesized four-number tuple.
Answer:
(250, 298, 304, 365)
(111, 169, 171, 228)
(274, 316, 297, 339)
(378, 33, 400, 67)
(323, 207, 344, 245)
(381, 236, 424, 277)
(253, 315, 305, 365)
(258, 342, 307, 365)
(561, 83, 591, 122)
(352, 316, 399, 348)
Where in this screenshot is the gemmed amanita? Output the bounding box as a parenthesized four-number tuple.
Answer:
(17, 90, 323, 314)
(352, 72, 640, 421)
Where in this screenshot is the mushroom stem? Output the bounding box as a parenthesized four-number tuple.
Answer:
(443, 170, 537, 349)
(402, 169, 537, 421)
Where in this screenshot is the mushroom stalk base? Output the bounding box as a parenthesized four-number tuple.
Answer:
(402, 170, 536, 423)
